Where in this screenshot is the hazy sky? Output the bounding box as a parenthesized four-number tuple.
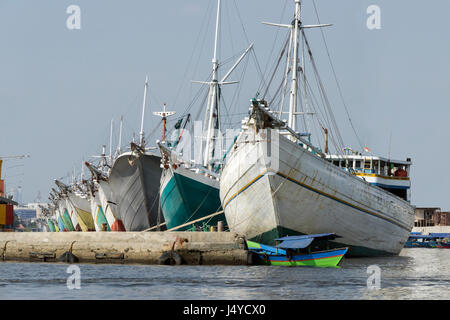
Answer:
(0, 0, 449, 209)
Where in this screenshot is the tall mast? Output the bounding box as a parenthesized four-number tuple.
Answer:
(101, 144, 107, 169)
(81, 160, 85, 182)
(262, 0, 330, 136)
(288, 0, 301, 132)
(191, 0, 252, 169)
(117, 115, 123, 155)
(140, 76, 149, 148)
(109, 118, 114, 165)
(203, 0, 221, 169)
(153, 103, 176, 142)
(280, 28, 293, 118)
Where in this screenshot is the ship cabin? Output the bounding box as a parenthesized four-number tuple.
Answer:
(325, 154, 412, 202)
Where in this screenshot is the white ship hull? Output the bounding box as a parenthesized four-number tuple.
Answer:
(220, 127, 415, 256)
(95, 179, 124, 231)
(89, 191, 108, 231)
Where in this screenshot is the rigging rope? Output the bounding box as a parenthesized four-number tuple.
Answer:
(311, 0, 365, 152)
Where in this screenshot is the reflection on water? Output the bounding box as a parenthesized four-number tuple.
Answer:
(0, 248, 449, 300)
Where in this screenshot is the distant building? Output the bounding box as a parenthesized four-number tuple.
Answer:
(14, 203, 49, 220)
(414, 207, 450, 227)
(14, 206, 36, 220)
(26, 203, 49, 219)
(414, 208, 440, 227)
(434, 211, 450, 226)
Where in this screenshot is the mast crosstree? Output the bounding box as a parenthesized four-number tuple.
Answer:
(263, 0, 331, 139)
(153, 104, 176, 142)
(192, 0, 254, 170)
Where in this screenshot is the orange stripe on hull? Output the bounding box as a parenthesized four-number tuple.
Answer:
(111, 219, 126, 231)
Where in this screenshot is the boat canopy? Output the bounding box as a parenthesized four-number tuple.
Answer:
(277, 238, 314, 249)
(275, 233, 338, 241)
(275, 233, 339, 249)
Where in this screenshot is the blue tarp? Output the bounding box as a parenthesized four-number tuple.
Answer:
(429, 233, 450, 238)
(277, 238, 314, 249)
(275, 233, 336, 241)
(408, 235, 438, 239)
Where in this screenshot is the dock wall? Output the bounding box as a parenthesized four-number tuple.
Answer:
(412, 226, 450, 235)
(0, 232, 250, 265)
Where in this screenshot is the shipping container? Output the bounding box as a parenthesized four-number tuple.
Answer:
(0, 204, 6, 225)
(0, 204, 13, 225)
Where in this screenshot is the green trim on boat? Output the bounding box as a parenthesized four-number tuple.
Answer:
(160, 172, 224, 230)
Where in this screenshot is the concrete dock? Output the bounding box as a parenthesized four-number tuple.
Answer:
(0, 232, 250, 265)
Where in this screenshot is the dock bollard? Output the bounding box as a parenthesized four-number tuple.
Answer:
(217, 221, 223, 232)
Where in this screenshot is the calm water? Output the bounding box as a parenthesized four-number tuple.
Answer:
(0, 248, 449, 300)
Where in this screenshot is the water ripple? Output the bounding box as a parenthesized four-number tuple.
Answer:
(0, 249, 449, 299)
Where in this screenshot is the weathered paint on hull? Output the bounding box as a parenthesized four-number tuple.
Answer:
(47, 220, 56, 232)
(220, 128, 415, 257)
(55, 199, 74, 231)
(57, 215, 65, 232)
(89, 193, 110, 231)
(95, 180, 124, 231)
(64, 198, 80, 231)
(62, 208, 75, 231)
(160, 166, 224, 230)
(67, 193, 96, 231)
(109, 152, 163, 231)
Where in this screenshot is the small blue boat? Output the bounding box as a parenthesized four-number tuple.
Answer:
(429, 234, 450, 248)
(247, 233, 348, 267)
(404, 234, 438, 248)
